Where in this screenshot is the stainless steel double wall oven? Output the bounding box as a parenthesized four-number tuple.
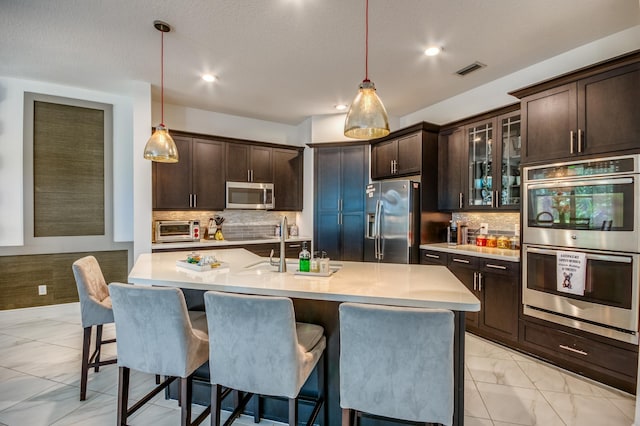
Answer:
(522, 154, 640, 344)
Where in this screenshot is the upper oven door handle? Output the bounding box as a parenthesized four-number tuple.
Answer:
(526, 247, 633, 263)
(526, 177, 633, 190)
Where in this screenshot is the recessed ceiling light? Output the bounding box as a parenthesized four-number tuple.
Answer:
(335, 104, 348, 111)
(202, 74, 217, 82)
(424, 46, 442, 57)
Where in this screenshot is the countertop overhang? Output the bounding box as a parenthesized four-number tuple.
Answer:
(128, 248, 480, 312)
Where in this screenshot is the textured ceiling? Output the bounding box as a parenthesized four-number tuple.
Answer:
(1, 0, 638, 125)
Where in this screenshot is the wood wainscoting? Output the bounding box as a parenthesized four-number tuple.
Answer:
(0, 250, 128, 310)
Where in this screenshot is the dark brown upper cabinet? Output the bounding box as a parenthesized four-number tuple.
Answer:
(371, 132, 422, 179)
(438, 107, 520, 211)
(226, 144, 273, 183)
(513, 56, 640, 164)
(272, 147, 304, 211)
(153, 136, 226, 210)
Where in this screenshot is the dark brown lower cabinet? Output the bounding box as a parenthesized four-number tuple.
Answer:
(519, 318, 638, 394)
(446, 253, 520, 343)
(421, 247, 637, 393)
(421, 249, 520, 342)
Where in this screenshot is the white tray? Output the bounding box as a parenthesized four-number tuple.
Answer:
(176, 260, 228, 272)
(293, 268, 337, 277)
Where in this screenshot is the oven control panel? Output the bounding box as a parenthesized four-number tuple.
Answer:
(526, 156, 637, 181)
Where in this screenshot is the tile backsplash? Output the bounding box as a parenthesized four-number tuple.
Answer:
(153, 210, 297, 240)
(452, 212, 520, 236)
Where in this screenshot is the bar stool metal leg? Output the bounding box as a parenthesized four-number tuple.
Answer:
(117, 366, 130, 426)
(288, 398, 298, 426)
(80, 327, 92, 401)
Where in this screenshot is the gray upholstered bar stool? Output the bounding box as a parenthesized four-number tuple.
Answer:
(72, 255, 118, 401)
(204, 291, 326, 426)
(339, 303, 454, 426)
(109, 282, 211, 426)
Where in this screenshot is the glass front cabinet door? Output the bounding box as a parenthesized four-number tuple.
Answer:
(497, 112, 521, 209)
(467, 119, 495, 207)
(465, 111, 521, 210)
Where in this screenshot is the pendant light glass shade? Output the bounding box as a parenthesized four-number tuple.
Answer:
(344, 0, 390, 140)
(344, 80, 390, 139)
(144, 124, 179, 162)
(143, 20, 179, 163)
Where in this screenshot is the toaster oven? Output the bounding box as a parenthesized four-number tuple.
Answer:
(155, 220, 200, 243)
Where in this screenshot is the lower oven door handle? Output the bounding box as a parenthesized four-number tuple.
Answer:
(559, 344, 588, 356)
(526, 247, 632, 263)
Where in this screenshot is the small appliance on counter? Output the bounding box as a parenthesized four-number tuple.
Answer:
(155, 220, 200, 243)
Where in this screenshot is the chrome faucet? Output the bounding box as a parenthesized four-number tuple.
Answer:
(269, 216, 287, 272)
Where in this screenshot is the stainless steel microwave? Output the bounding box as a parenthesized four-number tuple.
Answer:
(226, 181, 274, 210)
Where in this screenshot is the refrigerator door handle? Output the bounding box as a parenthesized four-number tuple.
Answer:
(377, 201, 384, 260)
(374, 199, 382, 260)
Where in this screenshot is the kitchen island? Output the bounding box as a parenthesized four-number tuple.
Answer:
(128, 248, 480, 425)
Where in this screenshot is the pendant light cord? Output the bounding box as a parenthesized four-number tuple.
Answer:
(160, 29, 165, 126)
(365, 0, 369, 82)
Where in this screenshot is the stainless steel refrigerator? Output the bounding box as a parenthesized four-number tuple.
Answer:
(365, 180, 420, 264)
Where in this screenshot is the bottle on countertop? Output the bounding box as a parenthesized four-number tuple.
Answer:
(319, 251, 330, 274)
(310, 252, 320, 273)
(447, 220, 458, 245)
(458, 222, 468, 245)
(290, 223, 299, 237)
(298, 242, 311, 272)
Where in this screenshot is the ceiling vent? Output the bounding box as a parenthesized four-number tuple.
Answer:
(455, 62, 486, 76)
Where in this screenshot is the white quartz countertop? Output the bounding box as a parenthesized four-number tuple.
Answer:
(152, 236, 311, 250)
(420, 243, 521, 262)
(129, 248, 480, 312)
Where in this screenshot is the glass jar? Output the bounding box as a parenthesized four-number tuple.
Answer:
(497, 235, 510, 249)
(476, 234, 487, 247)
(509, 235, 520, 250)
(486, 235, 498, 248)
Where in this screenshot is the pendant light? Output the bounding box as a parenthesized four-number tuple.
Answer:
(144, 20, 179, 163)
(344, 0, 390, 140)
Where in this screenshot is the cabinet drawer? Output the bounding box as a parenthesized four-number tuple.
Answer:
(520, 320, 637, 377)
(447, 253, 479, 269)
(479, 259, 519, 276)
(420, 250, 447, 265)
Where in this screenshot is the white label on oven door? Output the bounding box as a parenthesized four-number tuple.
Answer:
(556, 251, 587, 296)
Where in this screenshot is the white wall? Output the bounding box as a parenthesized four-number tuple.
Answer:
(156, 103, 302, 146)
(0, 77, 147, 261)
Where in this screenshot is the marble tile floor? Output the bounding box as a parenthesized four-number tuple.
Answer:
(0, 302, 635, 426)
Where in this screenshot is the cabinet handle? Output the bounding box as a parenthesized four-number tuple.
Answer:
(189, 194, 192, 208)
(459, 192, 463, 209)
(569, 130, 574, 154)
(338, 212, 342, 225)
(425, 254, 440, 259)
(288, 244, 301, 248)
(473, 272, 477, 290)
(559, 345, 588, 356)
(339, 199, 343, 212)
(577, 129, 583, 153)
(478, 272, 483, 292)
(394, 160, 398, 174)
(452, 258, 470, 264)
(486, 263, 507, 270)
(193, 194, 197, 208)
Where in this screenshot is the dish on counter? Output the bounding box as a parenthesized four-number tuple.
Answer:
(176, 260, 229, 272)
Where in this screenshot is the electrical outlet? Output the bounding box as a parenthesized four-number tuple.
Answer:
(480, 223, 489, 235)
(38, 285, 47, 296)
